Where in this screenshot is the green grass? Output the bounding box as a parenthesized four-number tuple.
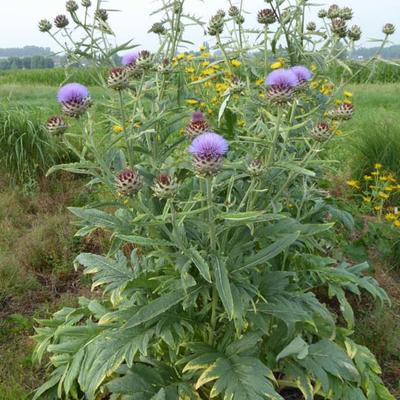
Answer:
(0, 68, 105, 87)
(331, 83, 400, 178)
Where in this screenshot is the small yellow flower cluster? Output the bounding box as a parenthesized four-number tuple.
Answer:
(347, 164, 400, 228)
(311, 79, 335, 96)
(112, 124, 123, 134)
(335, 91, 353, 106)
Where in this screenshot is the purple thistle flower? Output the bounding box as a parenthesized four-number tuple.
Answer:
(122, 51, 139, 66)
(189, 132, 229, 175)
(189, 132, 229, 157)
(192, 111, 205, 122)
(290, 66, 313, 83)
(57, 83, 89, 104)
(265, 68, 299, 88)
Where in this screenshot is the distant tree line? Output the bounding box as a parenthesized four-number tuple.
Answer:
(0, 46, 52, 57)
(351, 45, 400, 60)
(0, 56, 55, 70)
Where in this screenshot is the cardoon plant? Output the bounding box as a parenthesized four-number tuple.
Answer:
(33, 1, 396, 399)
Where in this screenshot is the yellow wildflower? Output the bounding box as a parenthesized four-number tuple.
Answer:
(335, 99, 343, 105)
(199, 45, 206, 52)
(379, 176, 388, 182)
(185, 66, 195, 74)
(201, 61, 210, 68)
(202, 68, 216, 76)
(384, 186, 393, 192)
(177, 53, 185, 60)
(207, 108, 214, 115)
(310, 80, 320, 89)
(186, 99, 199, 106)
(256, 79, 264, 86)
(378, 191, 390, 200)
(363, 196, 372, 203)
(134, 122, 141, 129)
(334, 129, 344, 136)
(388, 175, 397, 183)
(346, 179, 360, 189)
(112, 124, 123, 134)
(369, 185, 378, 189)
(238, 119, 246, 128)
(371, 171, 379, 176)
(216, 83, 229, 93)
(311, 64, 318, 73)
(271, 60, 284, 70)
(374, 163, 383, 170)
(123, 199, 129, 205)
(363, 175, 372, 181)
(385, 213, 396, 221)
(394, 220, 400, 228)
(344, 91, 353, 98)
(231, 59, 241, 67)
(374, 205, 382, 212)
(186, 54, 194, 61)
(201, 52, 211, 58)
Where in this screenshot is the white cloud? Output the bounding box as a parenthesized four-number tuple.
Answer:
(0, 0, 398, 51)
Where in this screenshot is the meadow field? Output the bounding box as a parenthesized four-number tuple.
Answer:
(0, 78, 399, 399)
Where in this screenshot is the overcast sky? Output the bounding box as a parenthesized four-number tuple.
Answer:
(0, 0, 398, 51)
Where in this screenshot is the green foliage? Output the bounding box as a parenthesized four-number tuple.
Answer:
(31, 0, 397, 399)
(0, 68, 102, 87)
(0, 105, 63, 180)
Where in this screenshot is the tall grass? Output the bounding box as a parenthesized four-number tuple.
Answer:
(0, 67, 104, 87)
(333, 84, 400, 178)
(331, 61, 400, 84)
(0, 105, 66, 180)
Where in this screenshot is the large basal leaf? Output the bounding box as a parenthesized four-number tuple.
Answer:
(196, 355, 283, 400)
(241, 232, 300, 270)
(124, 290, 186, 329)
(297, 339, 360, 392)
(75, 252, 135, 305)
(212, 256, 234, 320)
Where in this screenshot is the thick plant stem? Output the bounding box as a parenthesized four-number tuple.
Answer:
(216, 33, 234, 75)
(206, 177, 218, 345)
(265, 107, 283, 169)
(264, 25, 269, 74)
(118, 91, 134, 167)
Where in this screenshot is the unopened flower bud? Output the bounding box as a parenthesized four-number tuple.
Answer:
(116, 168, 143, 196)
(66, 0, 78, 13)
(247, 159, 263, 176)
(107, 67, 129, 90)
(383, 23, 395, 35)
(307, 22, 317, 32)
(54, 15, 69, 28)
(327, 4, 340, 19)
(38, 19, 52, 32)
(348, 25, 361, 41)
(81, 0, 91, 7)
(95, 9, 108, 21)
(186, 111, 209, 140)
(331, 18, 347, 38)
(149, 22, 166, 35)
(47, 116, 68, 135)
(310, 122, 330, 141)
(257, 9, 276, 25)
(152, 175, 179, 199)
(339, 7, 353, 21)
(208, 14, 224, 36)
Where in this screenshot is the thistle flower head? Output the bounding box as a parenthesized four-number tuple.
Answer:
(57, 83, 90, 118)
(383, 23, 395, 35)
(121, 52, 139, 66)
(192, 111, 205, 122)
(38, 19, 52, 32)
(189, 132, 229, 158)
(290, 66, 313, 83)
(57, 83, 89, 104)
(189, 132, 229, 175)
(265, 68, 299, 88)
